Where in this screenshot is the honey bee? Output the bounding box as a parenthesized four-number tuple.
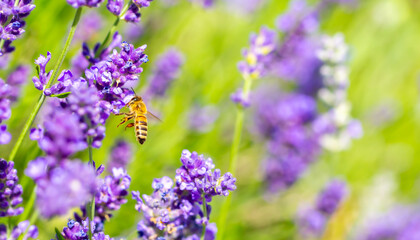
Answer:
(116, 93, 160, 145)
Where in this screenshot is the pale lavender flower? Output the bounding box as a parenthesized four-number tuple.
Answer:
(7, 65, 30, 101)
(316, 179, 347, 215)
(107, 140, 132, 170)
(33, 160, 97, 218)
(298, 179, 347, 237)
(188, 105, 219, 133)
(74, 11, 103, 42)
(145, 48, 184, 98)
(230, 88, 251, 108)
(0, 125, 11, 144)
(124, 23, 144, 43)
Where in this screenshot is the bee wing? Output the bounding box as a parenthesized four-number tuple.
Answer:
(146, 111, 162, 122)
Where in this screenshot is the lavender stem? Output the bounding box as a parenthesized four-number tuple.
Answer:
(8, 7, 83, 161)
(217, 74, 252, 238)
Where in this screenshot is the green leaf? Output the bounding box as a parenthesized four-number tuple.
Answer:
(35, 65, 40, 77)
(55, 228, 66, 240)
(50, 92, 71, 98)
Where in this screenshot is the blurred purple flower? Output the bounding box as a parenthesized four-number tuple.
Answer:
(316, 179, 347, 215)
(74, 11, 103, 42)
(7, 65, 30, 101)
(124, 23, 144, 43)
(145, 48, 184, 98)
(107, 140, 132, 170)
(107, 0, 124, 16)
(33, 160, 97, 218)
(298, 179, 347, 237)
(0, 220, 38, 240)
(0, 125, 11, 144)
(188, 105, 219, 133)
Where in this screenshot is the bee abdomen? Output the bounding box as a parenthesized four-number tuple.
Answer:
(135, 115, 148, 145)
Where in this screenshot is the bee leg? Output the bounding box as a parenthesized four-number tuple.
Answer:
(124, 123, 135, 130)
(117, 116, 133, 127)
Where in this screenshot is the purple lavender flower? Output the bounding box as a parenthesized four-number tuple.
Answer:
(32, 52, 76, 96)
(81, 32, 122, 66)
(31, 159, 97, 218)
(254, 91, 320, 192)
(95, 167, 131, 222)
(107, 0, 124, 16)
(107, 140, 132, 170)
(316, 179, 347, 215)
(298, 179, 347, 237)
(175, 150, 237, 202)
(0, 0, 35, 56)
(145, 48, 184, 98)
(132, 150, 233, 239)
(0, 220, 38, 240)
(123, 3, 142, 23)
(6, 65, 30, 101)
(298, 208, 326, 237)
(133, 0, 154, 8)
(0, 159, 24, 217)
(85, 41, 148, 114)
(66, 0, 104, 8)
(237, 26, 277, 79)
(230, 88, 251, 108)
(34, 101, 87, 159)
(58, 218, 112, 240)
(0, 125, 11, 144)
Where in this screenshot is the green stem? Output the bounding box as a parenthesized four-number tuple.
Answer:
(87, 137, 95, 240)
(200, 195, 208, 240)
(217, 74, 253, 239)
(94, 3, 130, 58)
(8, 7, 83, 161)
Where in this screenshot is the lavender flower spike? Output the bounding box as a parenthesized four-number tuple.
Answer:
(145, 48, 184, 98)
(0, 159, 24, 216)
(0, 220, 38, 240)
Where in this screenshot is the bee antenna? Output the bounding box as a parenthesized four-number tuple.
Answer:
(131, 87, 137, 96)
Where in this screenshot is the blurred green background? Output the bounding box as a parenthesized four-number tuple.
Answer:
(1, 0, 420, 239)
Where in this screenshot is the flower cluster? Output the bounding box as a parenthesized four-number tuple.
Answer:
(244, 0, 362, 193)
(0, 220, 38, 240)
(145, 48, 184, 98)
(107, 0, 155, 23)
(357, 206, 420, 240)
(85, 41, 148, 113)
(0, 65, 30, 144)
(0, 159, 23, 216)
(131, 150, 236, 239)
(298, 180, 347, 237)
(95, 167, 131, 223)
(0, 0, 36, 56)
(231, 26, 276, 108)
(255, 91, 321, 192)
(0, 159, 38, 239)
(57, 218, 112, 240)
(26, 158, 97, 218)
(315, 34, 362, 151)
(107, 140, 132, 170)
(32, 52, 76, 96)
